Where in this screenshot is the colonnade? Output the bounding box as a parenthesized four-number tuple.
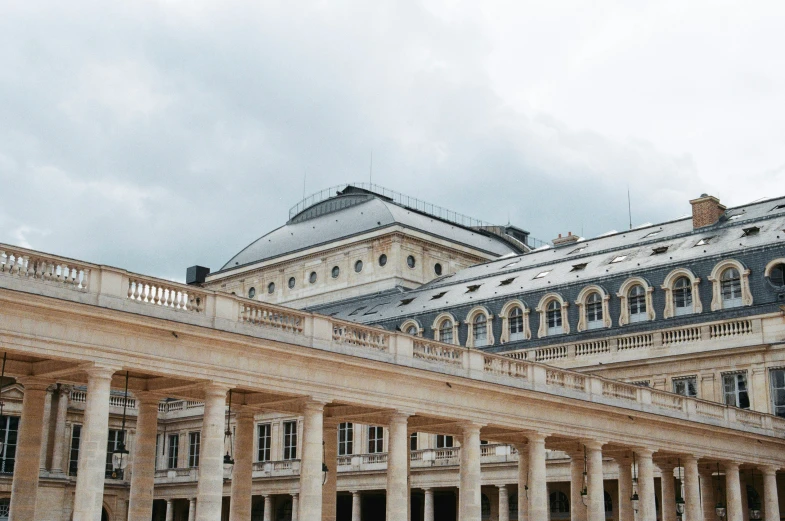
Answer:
(5, 366, 783, 521)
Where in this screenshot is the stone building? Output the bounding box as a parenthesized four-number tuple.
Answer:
(0, 184, 783, 521)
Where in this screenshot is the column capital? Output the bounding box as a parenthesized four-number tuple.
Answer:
(301, 398, 327, 413)
(203, 382, 231, 399)
(134, 391, 162, 406)
(496, 483, 508, 490)
(580, 439, 605, 451)
(760, 465, 779, 475)
(724, 461, 741, 471)
(56, 383, 73, 396)
(291, 493, 299, 499)
(681, 454, 700, 465)
(633, 447, 655, 458)
(83, 364, 119, 380)
(387, 411, 413, 425)
(459, 421, 484, 433)
(526, 431, 548, 444)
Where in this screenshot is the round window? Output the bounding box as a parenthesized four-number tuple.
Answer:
(407, 255, 416, 269)
(769, 263, 785, 287)
(354, 260, 363, 273)
(434, 263, 442, 276)
(331, 266, 340, 278)
(248, 287, 256, 299)
(267, 282, 275, 294)
(288, 277, 296, 289)
(379, 254, 387, 267)
(309, 271, 317, 284)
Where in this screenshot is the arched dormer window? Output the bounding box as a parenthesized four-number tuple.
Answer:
(617, 278, 655, 325)
(432, 313, 458, 345)
(708, 260, 752, 310)
(662, 268, 702, 318)
(536, 294, 569, 338)
(400, 319, 422, 337)
(466, 306, 494, 348)
(499, 300, 531, 343)
(575, 286, 611, 332)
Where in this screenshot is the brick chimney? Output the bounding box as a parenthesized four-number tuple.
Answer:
(689, 194, 726, 229)
(552, 232, 580, 247)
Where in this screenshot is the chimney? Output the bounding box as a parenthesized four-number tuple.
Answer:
(552, 232, 580, 247)
(689, 194, 726, 229)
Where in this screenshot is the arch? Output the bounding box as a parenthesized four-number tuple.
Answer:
(101, 502, 113, 521)
(708, 259, 752, 310)
(616, 277, 655, 325)
(536, 293, 570, 338)
(764, 258, 785, 287)
(400, 319, 423, 337)
(465, 306, 494, 348)
(549, 491, 570, 513)
(661, 267, 703, 318)
(431, 312, 459, 345)
(575, 285, 611, 331)
(499, 299, 531, 343)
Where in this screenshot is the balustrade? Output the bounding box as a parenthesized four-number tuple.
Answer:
(575, 340, 610, 357)
(127, 276, 205, 313)
(617, 333, 653, 351)
(413, 339, 462, 365)
(332, 321, 389, 352)
(602, 381, 638, 401)
(535, 345, 568, 362)
(0, 247, 91, 291)
(710, 319, 753, 338)
(662, 326, 701, 345)
(239, 302, 305, 334)
(483, 355, 528, 380)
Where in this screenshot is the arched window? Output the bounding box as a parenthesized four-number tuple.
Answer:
(547, 300, 563, 335)
(439, 319, 454, 344)
(586, 292, 603, 329)
(406, 325, 418, 336)
(721, 267, 742, 307)
(628, 285, 647, 322)
(537, 294, 569, 337)
(473, 314, 488, 347)
(549, 491, 569, 513)
(509, 307, 524, 341)
(0, 498, 9, 521)
(481, 494, 491, 520)
(604, 490, 613, 513)
(673, 276, 693, 316)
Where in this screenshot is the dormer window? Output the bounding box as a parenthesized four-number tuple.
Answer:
(466, 285, 481, 293)
(349, 306, 367, 316)
(399, 298, 414, 306)
(742, 226, 760, 237)
(568, 246, 587, 255)
(720, 268, 742, 307)
(571, 263, 587, 271)
(586, 292, 604, 329)
(695, 237, 714, 246)
(546, 300, 563, 335)
(499, 278, 515, 286)
(472, 314, 488, 347)
(248, 287, 256, 299)
(673, 277, 693, 316)
(610, 255, 627, 264)
(628, 285, 647, 322)
(534, 270, 550, 279)
(431, 292, 447, 300)
(651, 246, 669, 255)
(642, 230, 661, 238)
(439, 319, 454, 344)
(770, 204, 785, 211)
(509, 307, 524, 341)
(501, 261, 519, 269)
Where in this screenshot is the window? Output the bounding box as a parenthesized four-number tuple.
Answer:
(399, 298, 414, 306)
(770, 369, 785, 418)
(472, 314, 488, 347)
(0, 416, 19, 474)
(188, 432, 200, 468)
(248, 287, 256, 299)
(643, 230, 661, 238)
(410, 433, 418, 451)
(549, 491, 569, 513)
(439, 319, 454, 344)
(721, 268, 742, 307)
(287, 277, 295, 289)
(604, 491, 613, 513)
(267, 282, 275, 294)
(695, 237, 714, 246)
(534, 270, 550, 279)
(501, 261, 519, 269)
(481, 494, 491, 520)
(509, 307, 525, 341)
(309, 271, 317, 284)
(673, 377, 698, 397)
(509, 494, 518, 518)
(499, 278, 515, 286)
(568, 246, 587, 255)
(742, 226, 760, 237)
(407, 255, 416, 269)
(628, 285, 647, 322)
(651, 246, 669, 255)
(405, 325, 418, 336)
(167, 434, 179, 469)
(768, 263, 785, 287)
(331, 266, 340, 278)
(354, 260, 363, 273)
(610, 255, 627, 264)
(723, 373, 750, 409)
(338, 423, 353, 456)
(378, 254, 387, 267)
(368, 426, 384, 454)
(586, 292, 604, 329)
(571, 263, 587, 271)
(436, 435, 454, 448)
(434, 263, 442, 275)
(68, 424, 81, 476)
(431, 292, 447, 300)
(257, 424, 271, 462)
(673, 277, 693, 316)
(771, 204, 785, 211)
(546, 300, 563, 335)
(0, 498, 8, 519)
(106, 429, 126, 478)
(283, 421, 298, 460)
(363, 303, 388, 315)
(466, 284, 481, 293)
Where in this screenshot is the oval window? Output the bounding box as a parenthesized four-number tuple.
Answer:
(309, 271, 317, 284)
(288, 277, 296, 289)
(379, 254, 387, 267)
(248, 287, 256, 299)
(354, 260, 363, 273)
(434, 263, 442, 276)
(769, 263, 785, 287)
(407, 255, 416, 269)
(267, 282, 275, 294)
(331, 266, 340, 278)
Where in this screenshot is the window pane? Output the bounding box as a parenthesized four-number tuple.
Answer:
(258, 424, 271, 462)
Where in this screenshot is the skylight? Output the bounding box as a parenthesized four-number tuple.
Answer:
(642, 230, 661, 238)
(501, 261, 519, 269)
(466, 285, 481, 293)
(770, 204, 785, 212)
(742, 226, 760, 237)
(533, 270, 550, 279)
(571, 263, 587, 271)
(499, 278, 515, 286)
(568, 246, 587, 255)
(695, 237, 714, 246)
(431, 292, 447, 300)
(651, 246, 669, 255)
(610, 255, 627, 264)
(399, 298, 414, 306)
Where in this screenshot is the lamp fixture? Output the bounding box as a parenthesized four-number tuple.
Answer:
(223, 390, 235, 472)
(675, 459, 685, 517)
(111, 371, 130, 479)
(630, 452, 640, 513)
(322, 440, 329, 485)
(580, 445, 589, 506)
(715, 462, 727, 519)
(749, 468, 762, 520)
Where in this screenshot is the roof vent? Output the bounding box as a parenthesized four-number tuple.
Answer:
(689, 194, 726, 229)
(552, 232, 580, 247)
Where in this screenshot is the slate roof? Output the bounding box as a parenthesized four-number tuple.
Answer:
(312, 196, 785, 324)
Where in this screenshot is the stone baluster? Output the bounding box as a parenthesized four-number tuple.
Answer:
(683, 456, 703, 521)
(50, 385, 70, 474)
(761, 466, 780, 521)
(636, 449, 656, 521)
(388, 413, 411, 521)
(128, 393, 160, 521)
(498, 484, 509, 521)
(528, 433, 548, 521)
(230, 409, 255, 521)
(323, 422, 338, 521)
(725, 462, 742, 521)
(195, 384, 229, 521)
(459, 423, 482, 520)
(300, 400, 325, 520)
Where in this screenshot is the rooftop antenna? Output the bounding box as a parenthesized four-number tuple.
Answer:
(627, 186, 632, 230)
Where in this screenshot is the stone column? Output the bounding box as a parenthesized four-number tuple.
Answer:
(300, 400, 325, 520)
(230, 409, 255, 521)
(659, 464, 676, 521)
(388, 413, 410, 521)
(188, 498, 196, 521)
(263, 495, 272, 521)
(351, 491, 362, 521)
(636, 449, 656, 521)
(195, 383, 229, 521)
(323, 422, 338, 521)
(516, 444, 528, 521)
(585, 441, 604, 521)
(73, 366, 116, 521)
(699, 469, 716, 521)
(762, 466, 780, 521)
(683, 456, 703, 521)
(9, 377, 50, 520)
(422, 489, 433, 521)
(498, 485, 509, 521)
(39, 386, 53, 471)
(617, 457, 633, 521)
(165, 499, 174, 521)
(570, 451, 587, 521)
(291, 493, 299, 521)
(50, 385, 70, 474)
(459, 423, 482, 521)
(725, 462, 742, 521)
(128, 393, 160, 521)
(527, 433, 548, 521)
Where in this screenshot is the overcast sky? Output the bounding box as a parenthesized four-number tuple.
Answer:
(2, 1, 784, 280)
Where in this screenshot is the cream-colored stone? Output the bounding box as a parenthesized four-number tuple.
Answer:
(230, 409, 255, 521)
(725, 462, 742, 521)
(386, 413, 409, 521)
(128, 393, 159, 521)
(195, 384, 229, 521)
